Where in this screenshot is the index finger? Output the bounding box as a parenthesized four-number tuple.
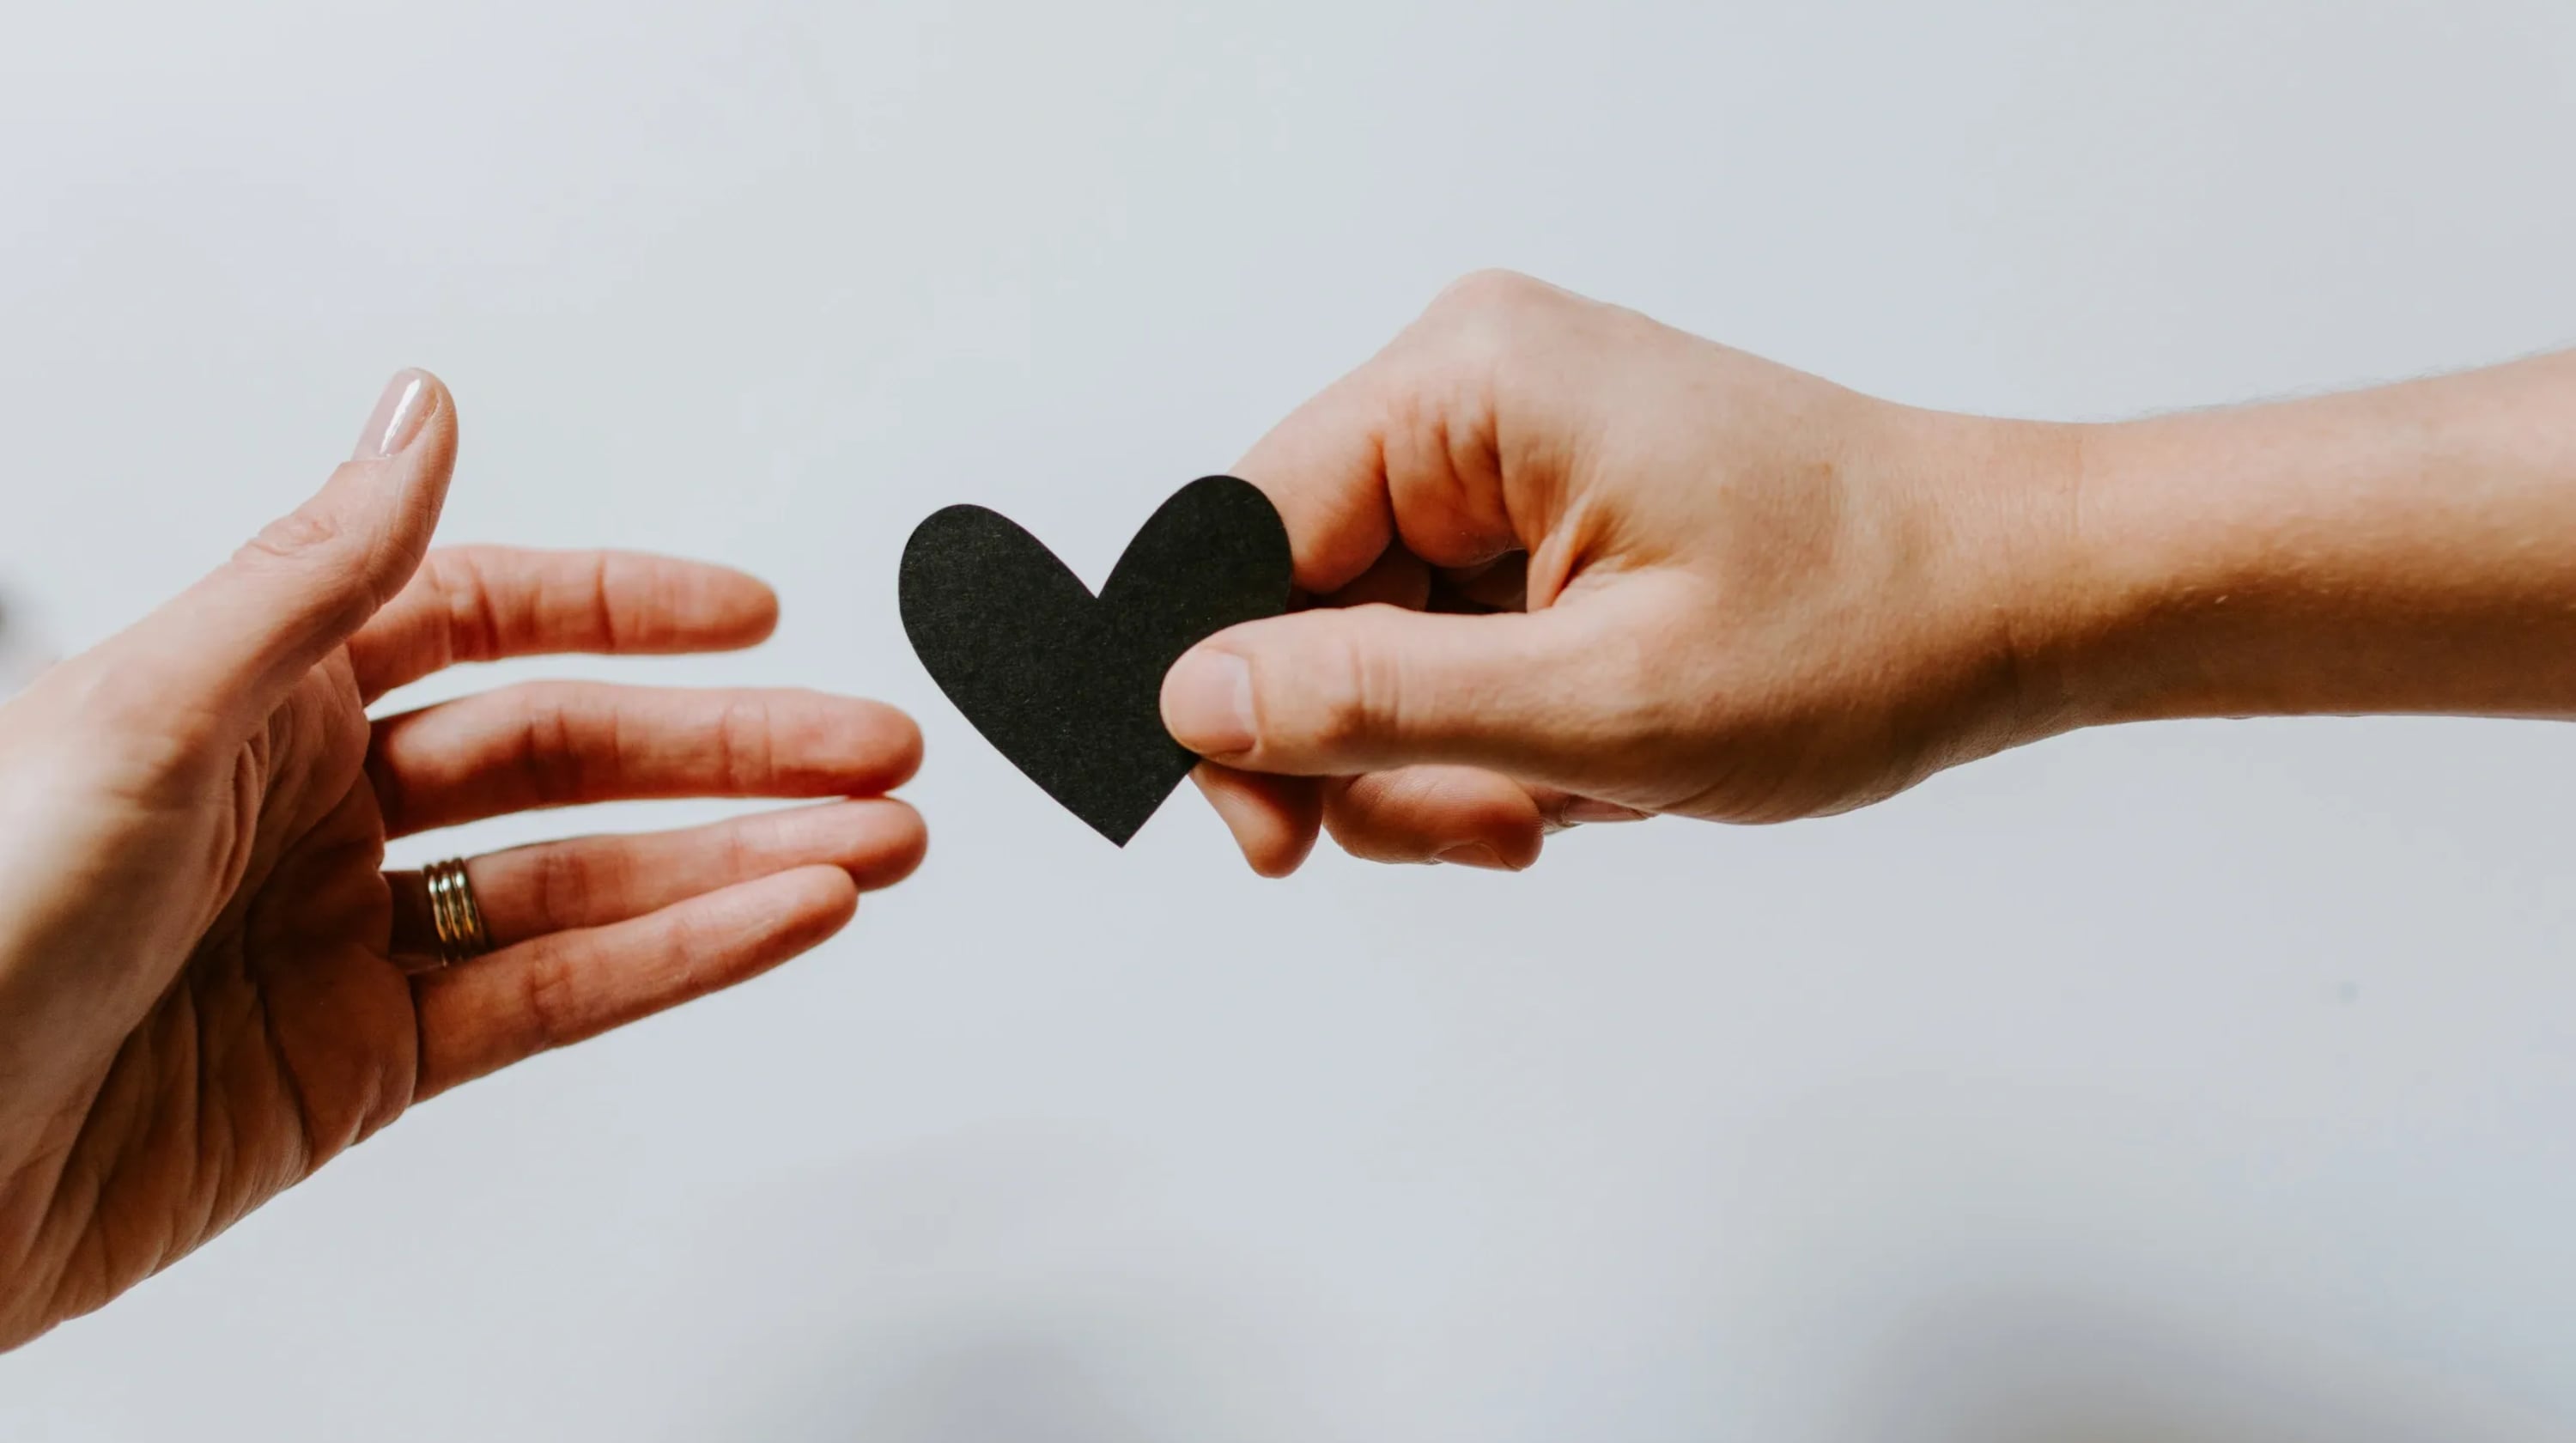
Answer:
(349, 547, 778, 702)
(1235, 271, 1577, 594)
(1232, 358, 1404, 595)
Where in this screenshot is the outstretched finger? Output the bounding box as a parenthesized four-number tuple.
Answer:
(368, 683, 922, 837)
(410, 864, 858, 1100)
(386, 798, 926, 959)
(349, 547, 779, 703)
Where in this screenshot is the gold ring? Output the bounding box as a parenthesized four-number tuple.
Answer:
(422, 857, 492, 966)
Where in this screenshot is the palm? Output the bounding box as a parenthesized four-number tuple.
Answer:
(50, 659, 405, 1323)
(0, 536, 924, 1349)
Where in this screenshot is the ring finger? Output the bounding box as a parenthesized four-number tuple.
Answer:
(386, 797, 926, 965)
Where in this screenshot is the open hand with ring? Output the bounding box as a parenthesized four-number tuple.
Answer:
(0, 372, 925, 1349)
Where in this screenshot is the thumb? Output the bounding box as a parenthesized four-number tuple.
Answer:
(106, 370, 456, 730)
(1161, 595, 1658, 786)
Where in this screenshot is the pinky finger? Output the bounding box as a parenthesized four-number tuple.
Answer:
(410, 864, 858, 1101)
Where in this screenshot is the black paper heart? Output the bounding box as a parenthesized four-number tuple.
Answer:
(899, 475, 1293, 844)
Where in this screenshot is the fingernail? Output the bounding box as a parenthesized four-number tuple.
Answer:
(355, 369, 433, 460)
(1434, 843, 1512, 870)
(1163, 649, 1256, 755)
(1560, 798, 1650, 825)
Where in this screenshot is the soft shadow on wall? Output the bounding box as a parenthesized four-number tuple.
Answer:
(728, 1287, 2561, 1443)
(657, 1138, 2561, 1443)
(1840, 1288, 2559, 1443)
(650, 1126, 1342, 1443)
(763, 1330, 1187, 1443)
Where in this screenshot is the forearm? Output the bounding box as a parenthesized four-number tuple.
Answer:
(2022, 350, 2576, 727)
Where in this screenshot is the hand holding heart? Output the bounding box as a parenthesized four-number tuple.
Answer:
(1157, 270, 2078, 875)
(1163, 270, 2576, 876)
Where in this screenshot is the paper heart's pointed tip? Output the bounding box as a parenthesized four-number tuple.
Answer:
(1081, 788, 1162, 847)
(899, 474, 1293, 850)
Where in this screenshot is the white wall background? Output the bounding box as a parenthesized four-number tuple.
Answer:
(5, 1, 2576, 1437)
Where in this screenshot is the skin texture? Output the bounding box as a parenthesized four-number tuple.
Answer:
(0, 373, 925, 1349)
(13, 282, 2576, 1344)
(1163, 271, 2576, 875)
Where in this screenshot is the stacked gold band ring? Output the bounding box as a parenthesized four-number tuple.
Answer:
(422, 857, 492, 967)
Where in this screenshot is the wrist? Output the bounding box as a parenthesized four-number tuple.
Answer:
(1886, 405, 2101, 751)
(2038, 411, 2249, 729)
(1980, 406, 2302, 734)
(1995, 413, 2190, 734)
(2012, 352, 2576, 728)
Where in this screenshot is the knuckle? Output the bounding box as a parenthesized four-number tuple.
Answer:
(236, 503, 346, 568)
(235, 492, 388, 630)
(585, 551, 625, 648)
(1411, 272, 1564, 433)
(1426, 267, 1551, 323)
(451, 551, 508, 661)
(513, 685, 591, 804)
(1302, 621, 1398, 755)
(1421, 269, 1558, 362)
(532, 843, 598, 930)
(714, 695, 776, 791)
(516, 948, 584, 1050)
(659, 907, 724, 986)
(419, 549, 501, 665)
